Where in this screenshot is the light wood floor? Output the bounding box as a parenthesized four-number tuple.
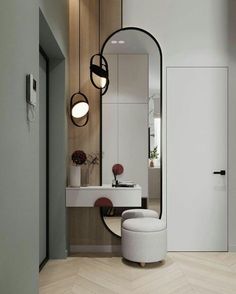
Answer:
(39, 252, 236, 294)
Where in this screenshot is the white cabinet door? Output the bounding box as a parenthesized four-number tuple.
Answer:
(119, 104, 148, 197)
(102, 104, 118, 184)
(102, 54, 148, 195)
(167, 67, 227, 251)
(118, 54, 148, 103)
(103, 54, 118, 104)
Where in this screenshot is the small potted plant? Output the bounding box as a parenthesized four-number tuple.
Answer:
(70, 150, 87, 187)
(150, 146, 159, 167)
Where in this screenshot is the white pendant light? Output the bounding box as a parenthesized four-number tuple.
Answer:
(70, 92, 89, 127)
(69, 1, 89, 127)
(90, 53, 109, 95)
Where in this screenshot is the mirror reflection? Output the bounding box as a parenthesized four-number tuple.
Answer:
(101, 28, 162, 237)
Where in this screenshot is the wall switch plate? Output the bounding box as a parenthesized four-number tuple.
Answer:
(26, 74, 37, 106)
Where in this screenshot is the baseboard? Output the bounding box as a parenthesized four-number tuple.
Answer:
(70, 245, 121, 253)
(228, 245, 236, 252)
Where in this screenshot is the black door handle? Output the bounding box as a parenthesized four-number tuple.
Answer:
(213, 170, 226, 175)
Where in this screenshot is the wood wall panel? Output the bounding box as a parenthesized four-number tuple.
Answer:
(100, 0, 122, 46)
(69, 0, 100, 186)
(68, 0, 122, 250)
(69, 0, 79, 95)
(68, 208, 120, 246)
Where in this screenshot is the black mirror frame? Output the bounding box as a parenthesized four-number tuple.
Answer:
(99, 27, 163, 236)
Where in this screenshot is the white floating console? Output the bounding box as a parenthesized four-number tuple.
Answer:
(66, 184, 142, 207)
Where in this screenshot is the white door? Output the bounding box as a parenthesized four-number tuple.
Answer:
(167, 67, 227, 251)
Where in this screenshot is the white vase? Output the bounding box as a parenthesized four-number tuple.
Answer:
(70, 165, 81, 187)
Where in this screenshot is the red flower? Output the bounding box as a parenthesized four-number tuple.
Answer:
(112, 164, 124, 176)
(71, 150, 87, 165)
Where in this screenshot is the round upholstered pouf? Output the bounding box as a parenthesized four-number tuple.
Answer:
(121, 217, 167, 266)
(121, 209, 159, 224)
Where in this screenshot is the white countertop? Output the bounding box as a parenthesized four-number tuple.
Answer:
(66, 184, 142, 207)
(66, 184, 141, 190)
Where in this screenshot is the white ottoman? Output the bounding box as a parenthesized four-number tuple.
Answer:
(121, 209, 159, 224)
(122, 217, 167, 266)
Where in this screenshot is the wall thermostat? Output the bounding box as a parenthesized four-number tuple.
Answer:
(26, 74, 37, 106)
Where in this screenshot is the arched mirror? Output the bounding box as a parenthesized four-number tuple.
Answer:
(100, 27, 162, 237)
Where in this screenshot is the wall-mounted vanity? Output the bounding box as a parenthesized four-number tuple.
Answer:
(66, 185, 142, 207)
(66, 185, 142, 237)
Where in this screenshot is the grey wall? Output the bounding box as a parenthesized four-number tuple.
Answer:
(0, 1, 68, 294)
(0, 1, 39, 293)
(39, 0, 68, 57)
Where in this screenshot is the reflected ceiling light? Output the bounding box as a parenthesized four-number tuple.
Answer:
(111, 40, 117, 44)
(70, 92, 89, 127)
(90, 53, 109, 95)
(118, 40, 125, 44)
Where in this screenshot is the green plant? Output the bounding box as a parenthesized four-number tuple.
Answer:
(150, 146, 159, 160)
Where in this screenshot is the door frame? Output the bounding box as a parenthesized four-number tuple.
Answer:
(39, 46, 50, 271)
(39, 8, 67, 262)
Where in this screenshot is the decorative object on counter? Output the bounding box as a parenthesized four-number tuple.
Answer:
(150, 146, 159, 167)
(116, 181, 135, 188)
(112, 163, 124, 187)
(82, 153, 100, 186)
(94, 197, 113, 207)
(70, 150, 87, 187)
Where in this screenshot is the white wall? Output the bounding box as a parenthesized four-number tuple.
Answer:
(123, 0, 236, 250)
(124, 0, 228, 66)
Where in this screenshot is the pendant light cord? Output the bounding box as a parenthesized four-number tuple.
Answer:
(121, 0, 123, 28)
(79, 0, 81, 90)
(69, 0, 89, 128)
(99, 0, 101, 52)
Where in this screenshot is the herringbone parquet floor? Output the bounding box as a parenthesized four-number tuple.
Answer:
(39, 252, 236, 294)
